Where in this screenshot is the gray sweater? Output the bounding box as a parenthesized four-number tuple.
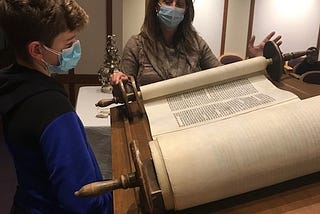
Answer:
(120, 34, 221, 86)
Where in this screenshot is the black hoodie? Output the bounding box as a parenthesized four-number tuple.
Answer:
(0, 64, 112, 213)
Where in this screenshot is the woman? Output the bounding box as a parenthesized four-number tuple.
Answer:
(111, 0, 281, 86)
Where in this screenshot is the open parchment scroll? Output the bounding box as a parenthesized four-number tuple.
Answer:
(139, 57, 320, 211)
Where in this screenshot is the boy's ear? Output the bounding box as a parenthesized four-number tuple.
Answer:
(28, 41, 43, 61)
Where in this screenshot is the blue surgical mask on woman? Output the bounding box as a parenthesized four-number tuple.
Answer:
(42, 40, 81, 73)
(157, 4, 185, 29)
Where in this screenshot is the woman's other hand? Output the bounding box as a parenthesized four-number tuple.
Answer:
(248, 31, 282, 57)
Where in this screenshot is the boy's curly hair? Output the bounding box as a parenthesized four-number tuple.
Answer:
(0, 0, 89, 61)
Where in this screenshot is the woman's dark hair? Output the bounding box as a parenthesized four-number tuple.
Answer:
(141, 0, 198, 53)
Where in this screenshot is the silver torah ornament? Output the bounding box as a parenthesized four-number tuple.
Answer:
(98, 35, 121, 93)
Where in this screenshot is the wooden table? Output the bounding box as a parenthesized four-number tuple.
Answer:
(111, 76, 320, 214)
(76, 86, 116, 179)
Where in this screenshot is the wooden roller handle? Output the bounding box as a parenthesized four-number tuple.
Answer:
(95, 98, 115, 107)
(74, 173, 139, 197)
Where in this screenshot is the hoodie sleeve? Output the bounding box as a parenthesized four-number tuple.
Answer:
(40, 111, 113, 214)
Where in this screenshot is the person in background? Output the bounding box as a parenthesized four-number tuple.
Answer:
(0, 0, 112, 213)
(294, 47, 320, 75)
(110, 0, 282, 86)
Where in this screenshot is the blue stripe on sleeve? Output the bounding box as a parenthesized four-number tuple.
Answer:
(40, 111, 113, 213)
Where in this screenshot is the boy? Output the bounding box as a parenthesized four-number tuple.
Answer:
(0, 0, 113, 213)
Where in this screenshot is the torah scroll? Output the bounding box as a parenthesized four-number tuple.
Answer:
(149, 95, 320, 210)
(143, 57, 320, 211)
(141, 56, 271, 101)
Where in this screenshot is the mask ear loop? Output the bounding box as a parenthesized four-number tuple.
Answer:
(36, 43, 51, 73)
(39, 43, 61, 73)
(43, 45, 61, 56)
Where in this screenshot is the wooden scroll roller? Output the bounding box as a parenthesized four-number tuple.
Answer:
(263, 41, 318, 82)
(95, 75, 146, 119)
(74, 143, 141, 197)
(75, 141, 163, 214)
(96, 41, 317, 112)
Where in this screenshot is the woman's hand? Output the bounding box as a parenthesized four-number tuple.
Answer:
(248, 31, 282, 58)
(109, 71, 129, 85)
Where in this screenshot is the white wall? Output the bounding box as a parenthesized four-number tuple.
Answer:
(113, 0, 145, 55)
(252, 0, 320, 54)
(76, 1, 106, 74)
(123, 0, 145, 50)
(75, 0, 144, 75)
(112, 0, 123, 54)
(193, 0, 224, 57)
(224, 0, 251, 58)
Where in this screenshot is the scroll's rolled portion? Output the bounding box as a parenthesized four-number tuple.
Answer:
(140, 56, 271, 101)
(149, 95, 320, 211)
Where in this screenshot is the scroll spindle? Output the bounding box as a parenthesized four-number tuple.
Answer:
(75, 172, 139, 197)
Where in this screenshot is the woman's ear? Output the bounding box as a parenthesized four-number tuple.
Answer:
(28, 41, 43, 61)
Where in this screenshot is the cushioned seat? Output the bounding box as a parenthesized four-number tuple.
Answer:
(218, 53, 243, 65)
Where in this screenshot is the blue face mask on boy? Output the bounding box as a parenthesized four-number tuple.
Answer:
(157, 4, 185, 29)
(42, 40, 81, 73)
